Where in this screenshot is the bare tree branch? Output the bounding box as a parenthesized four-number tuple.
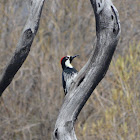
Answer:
(0, 0, 45, 96)
(53, 0, 121, 139)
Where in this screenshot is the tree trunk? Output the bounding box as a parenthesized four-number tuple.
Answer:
(0, 0, 45, 96)
(53, 0, 121, 139)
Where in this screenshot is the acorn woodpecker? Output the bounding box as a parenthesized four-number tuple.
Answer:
(60, 55, 79, 95)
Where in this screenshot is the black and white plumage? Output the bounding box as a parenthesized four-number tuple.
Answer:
(60, 55, 79, 95)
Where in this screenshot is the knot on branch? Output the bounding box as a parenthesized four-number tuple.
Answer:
(20, 28, 34, 48)
(24, 28, 33, 39)
(90, 0, 105, 14)
(96, 0, 104, 14)
(111, 5, 121, 35)
(64, 121, 74, 132)
(53, 121, 75, 140)
(54, 128, 58, 139)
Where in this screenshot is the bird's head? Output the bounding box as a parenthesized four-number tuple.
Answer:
(60, 55, 79, 70)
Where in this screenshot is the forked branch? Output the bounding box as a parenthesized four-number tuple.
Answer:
(0, 0, 45, 96)
(53, 0, 121, 139)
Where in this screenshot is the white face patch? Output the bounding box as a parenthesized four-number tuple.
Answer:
(65, 59, 73, 68)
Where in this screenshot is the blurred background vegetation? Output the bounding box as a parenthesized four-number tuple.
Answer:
(0, 0, 139, 139)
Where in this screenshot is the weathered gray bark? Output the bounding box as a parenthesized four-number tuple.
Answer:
(53, 0, 121, 139)
(0, 0, 45, 96)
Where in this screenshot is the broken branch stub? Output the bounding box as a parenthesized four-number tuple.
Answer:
(0, 0, 45, 96)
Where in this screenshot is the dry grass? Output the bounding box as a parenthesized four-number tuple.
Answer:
(0, 0, 140, 139)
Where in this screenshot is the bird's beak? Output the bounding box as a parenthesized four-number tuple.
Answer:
(70, 55, 79, 62)
(72, 55, 79, 59)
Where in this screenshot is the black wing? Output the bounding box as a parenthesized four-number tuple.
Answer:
(62, 68, 78, 95)
(62, 72, 67, 95)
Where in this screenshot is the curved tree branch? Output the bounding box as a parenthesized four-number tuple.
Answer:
(53, 0, 121, 139)
(0, 0, 45, 96)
